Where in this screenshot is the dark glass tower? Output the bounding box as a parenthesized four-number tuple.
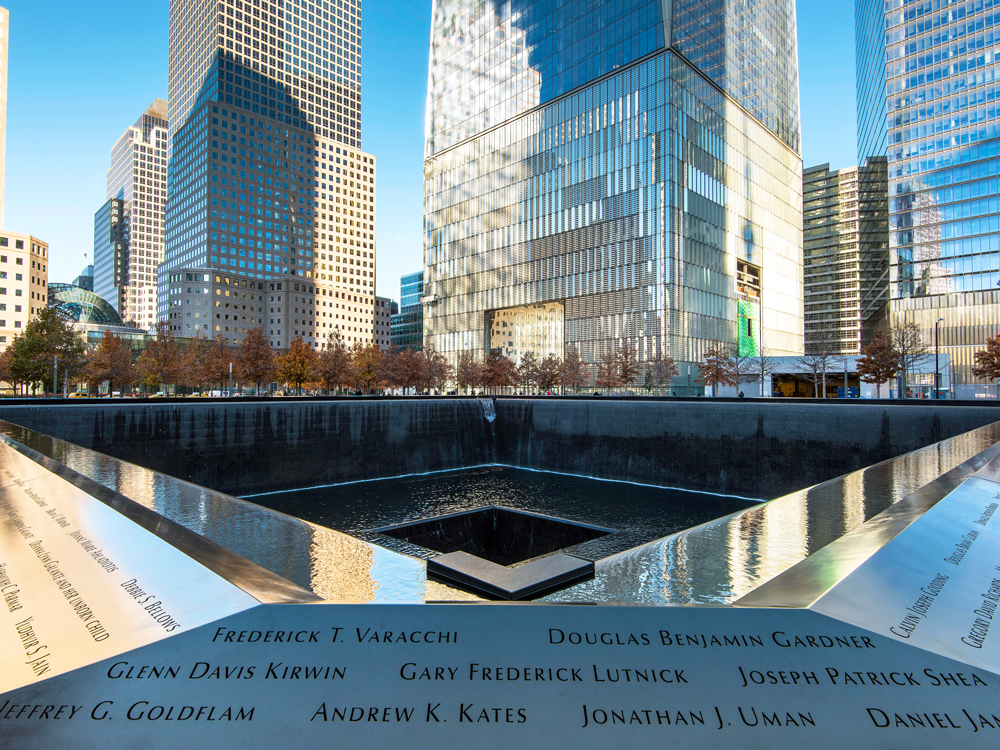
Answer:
(423, 0, 803, 391)
(856, 0, 1000, 394)
(390, 270, 424, 350)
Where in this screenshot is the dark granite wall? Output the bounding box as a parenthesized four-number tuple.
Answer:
(494, 399, 1000, 498)
(1, 398, 998, 499)
(0, 400, 497, 497)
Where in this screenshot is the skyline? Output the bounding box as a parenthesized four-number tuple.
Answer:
(3, 0, 855, 303)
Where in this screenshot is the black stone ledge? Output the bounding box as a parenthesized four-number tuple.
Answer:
(427, 551, 594, 601)
(0, 426, 322, 605)
(736, 433, 1000, 609)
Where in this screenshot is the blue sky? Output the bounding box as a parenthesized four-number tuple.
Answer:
(4, 1, 856, 300)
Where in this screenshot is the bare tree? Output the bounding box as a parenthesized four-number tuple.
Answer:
(857, 329, 900, 396)
(482, 351, 517, 394)
(698, 345, 736, 392)
(797, 330, 841, 398)
(517, 351, 539, 393)
(419, 346, 452, 394)
(456, 351, 480, 395)
(596, 347, 621, 394)
(890, 321, 930, 399)
(755, 343, 780, 398)
(731, 343, 758, 394)
(536, 354, 562, 392)
(560, 347, 585, 394)
(649, 351, 679, 394)
(616, 340, 641, 390)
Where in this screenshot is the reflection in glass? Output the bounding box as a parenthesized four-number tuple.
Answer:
(424, 1, 803, 390)
(857, 0, 1000, 390)
(487, 302, 564, 362)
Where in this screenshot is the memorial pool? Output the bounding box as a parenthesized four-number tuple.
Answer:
(242, 466, 759, 561)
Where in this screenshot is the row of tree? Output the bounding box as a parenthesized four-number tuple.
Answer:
(694, 322, 934, 398)
(0, 310, 453, 396)
(127, 323, 455, 396)
(452, 342, 681, 394)
(10, 307, 1000, 398)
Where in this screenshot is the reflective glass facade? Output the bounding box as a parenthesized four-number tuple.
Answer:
(857, 0, 1000, 390)
(858, 156, 890, 341)
(424, 3, 804, 389)
(93, 199, 129, 315)
(426, 0, 801, 157)
(672, 0, 800, 151)
(391, 270, 424, 350)
(856, 0, 888, 164)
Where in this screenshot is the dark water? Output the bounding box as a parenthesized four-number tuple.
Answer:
(243, 466, 759, 561)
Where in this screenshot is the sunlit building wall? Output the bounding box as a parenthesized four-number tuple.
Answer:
(803, 164, 861, 355)
(161, 0, 376, 351)
(857, 0, 1000, 393)
(0, 231, 48, 352)
(95, 99, 169, 330)
(423, 1, 804, 389)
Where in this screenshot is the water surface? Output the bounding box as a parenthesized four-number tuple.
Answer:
(244, 466, 759, 561)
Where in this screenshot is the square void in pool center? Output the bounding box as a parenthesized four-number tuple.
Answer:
(376, 506, 612, 566)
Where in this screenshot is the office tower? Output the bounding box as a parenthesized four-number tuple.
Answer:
(803, 164, 862, 355)
(390, 270, 423, 350)
(74, 264, 95, 292)
(0, 231, 48, 352)
(161, 0, 376, 351)
(857, 155, 889, 345)
(0, 7, 7, 227)
(422, 2, 803, 389)
(857, 1, 1000, 394)
(93, 199, 129, 314)
(93, 100, 169, 329)
(373, 296, 393, 351)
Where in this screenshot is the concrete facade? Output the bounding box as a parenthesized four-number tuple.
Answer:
(0, 231, 48, 352)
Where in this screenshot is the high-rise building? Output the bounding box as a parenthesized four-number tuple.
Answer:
(93, 199, 128, 314)
(803, 164, 862, 355)
(0, 231, 48, 352)
(161, 0, 376, 351)
(857, 0, 1000, 395)
(373, 296, 393, 351)
(74, 264, 94, 292)
(0, 6, 8, 227)
(93, 100, 169, 329)
(390, 270, 423, 350)
(422, 1, 804, 389)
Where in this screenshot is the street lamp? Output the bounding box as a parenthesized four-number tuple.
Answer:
(934, 317, 945, 399)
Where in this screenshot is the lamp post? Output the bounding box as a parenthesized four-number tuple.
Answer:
(935, 317, 945, 399)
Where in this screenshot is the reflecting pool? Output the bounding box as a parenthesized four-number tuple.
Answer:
(244, 466, 759, 561)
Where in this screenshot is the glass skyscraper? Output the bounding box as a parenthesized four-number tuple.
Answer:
(160, 0, 378, 351)
(857, 0, 1000, 394)
(423, 1, 804, 388)
(390, 270, 424, 350)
